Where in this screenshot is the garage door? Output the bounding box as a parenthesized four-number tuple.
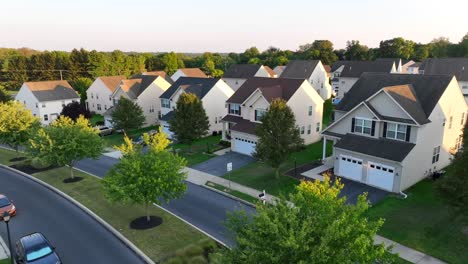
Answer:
(162, 123, 174, 139)
(233, 137, 256, 156)
(337, 155, 363, 182)
(367, 162, 394, 191)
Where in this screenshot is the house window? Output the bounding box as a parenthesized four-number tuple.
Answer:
(307, 124, 311, 134)
(455, 135, 463, 150)
(149, 106, 155, 113)
(321, 83, 323, 89)
(386, 123, 407, 141)
(35, 103, 38, 108)
(42, 103, 46, 108)
(97, 104, 101, 111)
(23, 100, 26, 105)
(354, 118, 372, 135)
(341, 81, 345, 84)
(432, 146, 440, 164)
(461, 112, 465, 125)
(308, 106, 313, 116)
(215, 117, 218, 124)
(316, 122, 320, 132)
(448, 116, 453, 129)
(109, 96, 112, 101)
(43, 114, 48, 121)
(96, 94, 99, 99)
(158, 111, 162, 118)
(161, 99, 171, 108)
(62, 101, 66, 107)
(91, 93, 93, 99)
(300, 126, 305, 134)
(255, 109, 266, 121)
(104, 105, 107, 110)
(229, 104, 241, 115)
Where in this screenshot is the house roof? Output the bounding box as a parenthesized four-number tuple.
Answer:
(382, 84, 428, 124)
(177, 68, 208, 78)
(119, 75, 162, 99)
(407, 62, 421, 68)
(264, 66, 276, 77)
(323, 65, 332, 73)
(375, 58, 402, 66)
(336, 73, 453, 122)
(160, 77, 220, 100)
(419, 58, 468, 81)
(226, 77, 305, 104)
(230, 118, 258, 134)
(103, 106, 114, 117)
(160, 111, 174, 121)
(221, 114, 244, 123)
(223, 64, 263, 78)
(98, 76, 125, 93)
(335, 133, 416, 162)
(331, 60, 395, 78)
(142, 71, 173, 84)
(279, 60, 320, 79)
(24, 80, 79, 102)
(365, 102, 416, 125)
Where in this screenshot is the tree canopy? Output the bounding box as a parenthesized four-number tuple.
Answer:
(60, 101, 91, 121)
(0, 85, 11, 103)
(110, 97, 145, 133)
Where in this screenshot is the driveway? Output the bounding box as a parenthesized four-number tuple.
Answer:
(190, 151, 255, 176)
(336, 176, 389, 204)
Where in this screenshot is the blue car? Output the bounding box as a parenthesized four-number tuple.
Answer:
(15, 233, 61, 264)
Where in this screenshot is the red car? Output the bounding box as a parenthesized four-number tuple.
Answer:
(0, 194, 16, 219)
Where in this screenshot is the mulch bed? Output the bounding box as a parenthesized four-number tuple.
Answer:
(9, 157, 28, 162)
(9, 163, 57, 175)
(63, 177, 84, 183)
(130, 216, 163, 230)
(285, 161, 323, 180)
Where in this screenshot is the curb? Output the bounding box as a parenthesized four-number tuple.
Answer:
(203, 183, 257, 208)
(0, 165, 155, 264)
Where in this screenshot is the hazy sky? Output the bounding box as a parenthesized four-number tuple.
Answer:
(1, 0, 467, 53)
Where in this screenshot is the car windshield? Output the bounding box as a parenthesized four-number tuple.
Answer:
(0, 197, 10, 208)
(25, 243, 53, 261)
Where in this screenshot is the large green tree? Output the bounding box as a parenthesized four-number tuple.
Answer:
(254, 98, 303, 178)
(217, 179, 395, 264)
(70, 77, 93, 105)
(162, 52, 185, 75)
(169, 93, 209, 145)
(345, 40, 370, 60)
(28, 116, 103, 179)
(102, 131, 187, 222)
(298, 40, 338, 65)
(379, 37, 415, 59)
(111, 97, 145, 134)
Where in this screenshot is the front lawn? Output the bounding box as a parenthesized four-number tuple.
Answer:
(89, 114, 104, 126)
(0, 259, 10, 264)
(224, 140, 333, 197)
(102, 125, 158, 148)
(367, 180, 468, 264)
(172, 135, 224, 166)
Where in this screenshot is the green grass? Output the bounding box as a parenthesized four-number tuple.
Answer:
(0, 259, 10, 264)
(322, 98, 334, 127)
(206, 181, 259, 204)
(395, 258, 413, 264)
(172, 135, 224, 166)
(0, 148, 213, 262)
(102, 125, 158, 148)
(224, 141, 333, 197)
(367, 180, 468, 264)
(89, 114, 104, 126)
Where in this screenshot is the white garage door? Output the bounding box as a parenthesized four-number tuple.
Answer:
(233, 137, 256, 156)
(162, 123, 174, 139)
(338, 155, 363, 182)
(367, 162, 394, 191)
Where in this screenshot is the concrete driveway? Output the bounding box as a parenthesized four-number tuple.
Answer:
(336, 176, 389, 204)
(190, 151, 255, 176)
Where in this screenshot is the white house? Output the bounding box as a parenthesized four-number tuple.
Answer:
(322, 73, 467, 193)
(221, 77, 324, 156)
(159, 77, 235, 139)
(171, 68, 207, 82)
(406, 62, 421, 74)
(104, 75, 171, 127)
(222, 64, 271, 91)
(86, 76, 124, 114)
(279, 60, 332, 101)
(15, 80, 80, 125)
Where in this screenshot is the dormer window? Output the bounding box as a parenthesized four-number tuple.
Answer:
(229, 104, 241, 115)
(161, 99, 171, 108)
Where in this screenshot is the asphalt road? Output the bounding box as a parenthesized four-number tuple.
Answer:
(0, 167, 145, 264)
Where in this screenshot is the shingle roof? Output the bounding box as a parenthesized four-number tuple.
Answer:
(226, 77, 305, 104)
(335, 133, 415, 162)
(336, 73, 453, 122)
(221, 114, 244, 123)
(98, 76, 125, 93)
(279, 60, 320, 79)
(24, 80, 79, 102)
(383, 85, 428, 124)
(223, 64, 263, 78)
(142, 71, 173, 84)
(264, 66, 276, 77)
(178, 68, 208, 78)
(420, 58, 468, 81)
(331, 60, 395, 78)
(118, 79, 142, 99)
(160, 77, 220, 100)
(230, 118, 258, 134)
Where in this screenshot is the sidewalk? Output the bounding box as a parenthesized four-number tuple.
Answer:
(375, 236, 446, 264)
(0, 235, 10, 260)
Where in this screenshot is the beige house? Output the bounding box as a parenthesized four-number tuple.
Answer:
(322, 73, 467, 193)
(86, 76, 124, 114)
(159, 77, 234, 139)
(221, 77, 324, 156)
(171, 68, 207, 82)
(222, 64, 271, 91)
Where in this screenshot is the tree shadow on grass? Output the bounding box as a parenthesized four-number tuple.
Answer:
(63, 177, 84, 183)
(9, 157, 28, 162)
(130, 216, 163, 230)
(9, 163, 57, 175)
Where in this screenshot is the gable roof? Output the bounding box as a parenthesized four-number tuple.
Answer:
(331, 60, 395, 78)
(279, 60, 320, 79)
(264, 66, 277, 77)
(118, 79, 143, 99)
(420, 58, 468, 81)
(142, 71, 173, 84)
(223, 64, 263, 78)
(323, 65, 331, 73)
(160, 77, 220, 100)
(98, 76, 125, 93)
(383, 84, 428, 124)
(375, 58, 402, 66)
(24, 80, 79, 102)
(226, 77, 305, 104)
(177, 68, 207, 78)
(336, 73, 453, 122)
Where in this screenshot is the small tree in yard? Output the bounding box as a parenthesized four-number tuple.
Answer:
(254, 98, 303, 178)
(216, 178, 396, 263)
(111, 97, 145, 134)
(28, 115, 103, 180)
(0, 101, 40, 156)
(169, 93, 209, 146)
(102, 130, 187, 223)
(0, 85, 11, 103)
(60, 101, 91, 121)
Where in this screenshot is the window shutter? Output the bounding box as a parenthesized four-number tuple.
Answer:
(383, 122, 387, 137)
(254, 110, 257, 121)
(351, 118, 355, 132)
(239, 106, 241, 116)
(405, 126, 411, 142)
(371, 120, 376, 136)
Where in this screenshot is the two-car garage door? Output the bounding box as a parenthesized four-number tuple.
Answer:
(233, 137, 256, 156)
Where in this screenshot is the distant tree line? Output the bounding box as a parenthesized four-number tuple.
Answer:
(1, 34, 467, 91)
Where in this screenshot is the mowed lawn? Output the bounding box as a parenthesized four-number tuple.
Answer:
(101, 125, 158, 148)
(367, 180, 468, 264)
(172, 135, 224, 166)
(0, 148, 212, 263)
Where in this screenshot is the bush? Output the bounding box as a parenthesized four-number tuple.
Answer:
(188, 256, 207, 264)
(30, 157, 51, 169)
(219, 140, 231, 147)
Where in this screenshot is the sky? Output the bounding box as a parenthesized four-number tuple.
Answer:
(1, 0, 467, 53)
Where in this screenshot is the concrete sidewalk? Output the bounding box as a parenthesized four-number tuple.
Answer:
(0, 234, 10, 260)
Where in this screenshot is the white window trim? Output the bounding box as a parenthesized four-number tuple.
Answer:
(386, 122, 407, 141)
(432, 146, 440, 164)
(229, 104, 241, 115)
(354, 117, 372, 135)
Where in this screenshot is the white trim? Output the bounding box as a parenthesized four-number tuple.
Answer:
(323, 101, 378, 132)
(381, 90, 420, 125)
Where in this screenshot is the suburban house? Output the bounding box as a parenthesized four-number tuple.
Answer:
(406, 62, 421, 74)
(221, 77, 324, 156)
(419, 58, 468, 104)
(141, 71, 174, 84)
(171, 68, 207, 82)
(324, 65, 332, 78)
(15, 80, 80, 125)
(331, 60, 396, 102)
(86, 76, 125, 115)
(104, 75, 171, 127)
(273, 65, 286, 76)
(279, 60, 332, 101)
(222, 64, 271, 91)
(322, 73, 467, 193)
(159, 77, 234, 138)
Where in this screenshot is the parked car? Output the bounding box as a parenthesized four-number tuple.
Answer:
(132, 135, 144, 145)
(0, 194, 16, 220)
(15, 233, 61, 264)
(94, 126, 113, 137)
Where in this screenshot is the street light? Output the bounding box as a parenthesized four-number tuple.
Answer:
(2, 211, 13, 264)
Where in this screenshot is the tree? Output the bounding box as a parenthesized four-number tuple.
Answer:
(297, 40, 338, 65)
(0, 85, 11, 103)
(254, 99, 303, 178)
(0, 101, 40, 156)
(70, 77, 93, 105)
(218, 179, 395, 263)
(169, 93, 209, 145)
(344, 40, 370, 60)
(111, 97, 145, 134)
(60, 101, 91, 121)
(102, 131, 187, 222)
(28, 116, 103, 179)
(412, 44, 430, 61)
(428, 37, 452, 58)
(379, 37, 415, 59)
(162, 52, 185, 75)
